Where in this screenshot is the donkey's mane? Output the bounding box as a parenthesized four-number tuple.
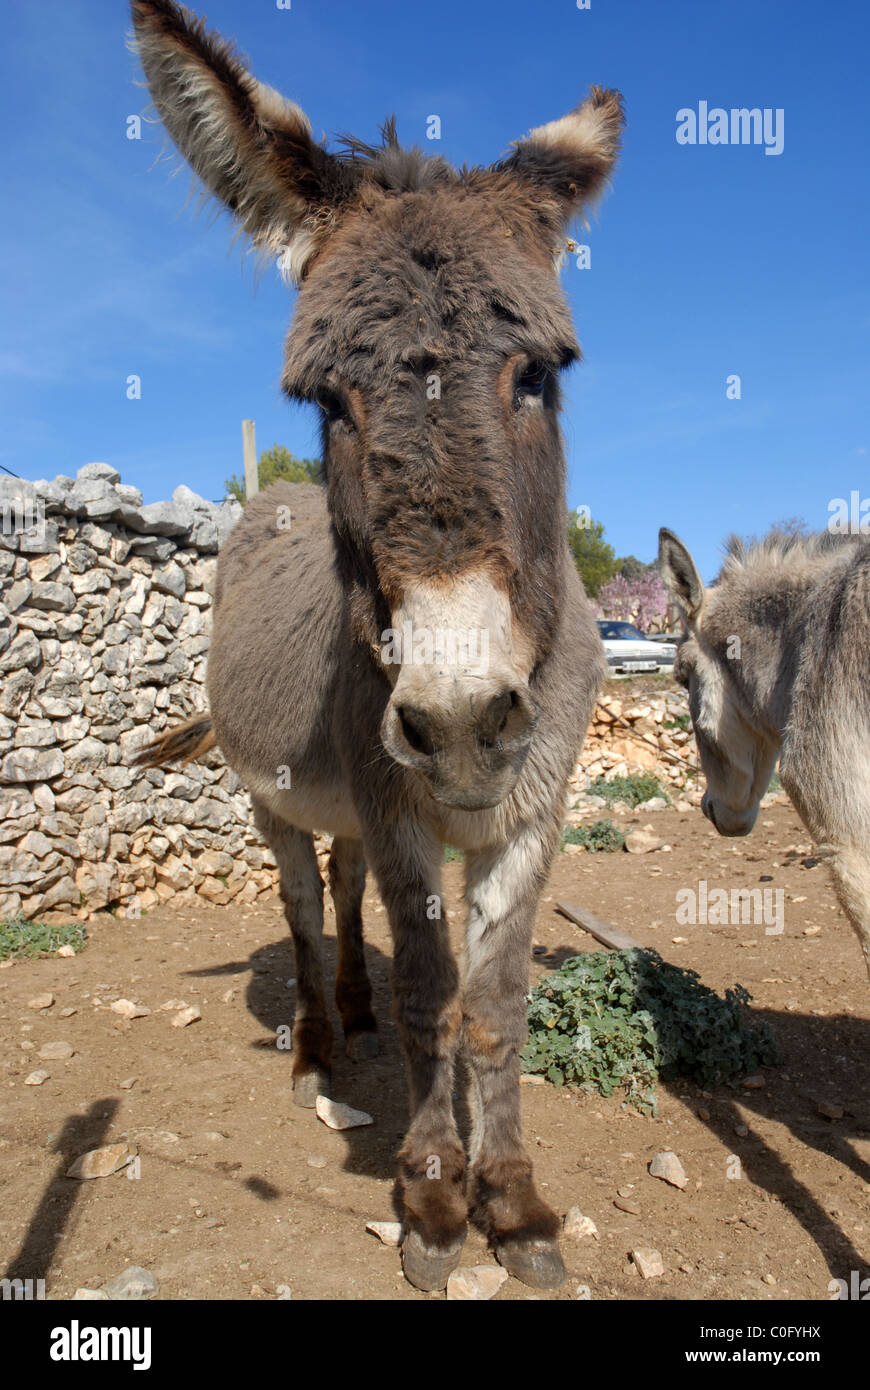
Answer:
(718, 527, 864, 583)
(333, 119, 460, 193)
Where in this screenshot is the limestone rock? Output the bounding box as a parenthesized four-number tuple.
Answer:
(625, 829, 663, 854)
(446, 1266, 509, 1301)
(102, 1267, 159, 1300)
(27, 992, 54, 1011)
(171, 1005, 201, 1028)
(365, 1220, 403, 1247)
(111, 999, 151, 1019)
(649, 1150, 688, 1189)
(78, 462, 121, 485)
(631, 1247, 665, 1279)
(315, 1096, 373, 1130)
(66, 1143, 136, 1180)
(563, 1207, 599, 1239)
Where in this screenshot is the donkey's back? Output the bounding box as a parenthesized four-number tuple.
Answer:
(208, 481, 361, 838)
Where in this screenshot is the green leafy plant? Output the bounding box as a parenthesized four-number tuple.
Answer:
(225, 444, 321, 503)
(0, 917, 87, 961)
(443, 846, 463, 863)
(561, 820, 626, 853)
(588, 773, 667, 808)
(663, 714, 691, 732)
(522, 949, 779, 1113)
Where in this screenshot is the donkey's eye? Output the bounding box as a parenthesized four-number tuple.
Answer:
(315, 388, 353, 430)
(513, 361, 550, 410)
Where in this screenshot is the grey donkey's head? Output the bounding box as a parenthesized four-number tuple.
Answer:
(658, 528, 779, 837)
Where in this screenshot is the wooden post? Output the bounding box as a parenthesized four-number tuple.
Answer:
(242, 419, 258, 501)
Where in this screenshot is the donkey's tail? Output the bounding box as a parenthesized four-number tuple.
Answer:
(132, 714, 216, 769)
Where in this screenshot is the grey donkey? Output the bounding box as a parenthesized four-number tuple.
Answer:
(660, 526, 870, 984)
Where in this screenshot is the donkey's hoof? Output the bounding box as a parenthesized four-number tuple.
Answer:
(346, 1030, 379, 1062)
(401, 1229, 466, 1292)
(292, 1069, 331, 1108)
(494, 1237, 567, 1289)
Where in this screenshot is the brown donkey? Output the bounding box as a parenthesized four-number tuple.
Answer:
(130, 0, 620, 1290)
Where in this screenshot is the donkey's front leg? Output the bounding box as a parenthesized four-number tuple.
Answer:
(367, 821, 467, 1291)
(464, 823, 566, 1288)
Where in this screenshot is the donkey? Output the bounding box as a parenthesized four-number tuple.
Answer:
(659, 527, 870, 984)
(130, 0, 621, 1290)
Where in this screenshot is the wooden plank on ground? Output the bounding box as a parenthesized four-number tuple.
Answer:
(554, 901, 644, 952)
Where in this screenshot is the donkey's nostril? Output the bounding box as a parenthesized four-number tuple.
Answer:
(476, 686, 531, 751)
(397, 705, 436, 759)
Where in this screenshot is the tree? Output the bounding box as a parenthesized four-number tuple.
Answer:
(616, 554, 651, 582)
(597, 570, 669, 633)
(567, 512, 617, 597)
(225, 444, 321, 503)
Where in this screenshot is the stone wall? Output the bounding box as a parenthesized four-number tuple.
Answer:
(0, 465, 720, 923)
(580, 691, 700, 789)
(0, 464, 280, 921)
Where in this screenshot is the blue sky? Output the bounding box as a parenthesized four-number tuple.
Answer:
(1, 0, 867, 581)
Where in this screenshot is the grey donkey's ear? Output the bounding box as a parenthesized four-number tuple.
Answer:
(129, 0, 357, 282)
(500, 87, 624, 227)
(658, 528, 705, 625)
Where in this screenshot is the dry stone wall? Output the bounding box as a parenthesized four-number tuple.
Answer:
(1, 465, 724, 922)
(0, 464, 281, 921)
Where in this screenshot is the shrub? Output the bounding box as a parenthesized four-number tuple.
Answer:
(561, 820, 626, 853)
(0, 917, 87, 961)
(588, 773, 667, 808)
(522, 948, 779, 1114)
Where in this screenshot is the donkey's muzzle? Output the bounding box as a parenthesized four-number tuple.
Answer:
(381, 682, 536, 810)
(702, 791, 758, 837)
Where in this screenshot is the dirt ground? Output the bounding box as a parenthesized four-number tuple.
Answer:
(1, 799, 869, 1301)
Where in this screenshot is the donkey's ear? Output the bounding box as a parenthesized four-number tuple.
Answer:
(130, 0, 352, 281)
(658, 529, 705, 625)
(502, 87, 624, 226)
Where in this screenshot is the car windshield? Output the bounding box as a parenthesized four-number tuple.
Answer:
(597, 621, 646, 641)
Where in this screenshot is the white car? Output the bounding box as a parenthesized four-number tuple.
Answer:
(597, 620, 677, 675)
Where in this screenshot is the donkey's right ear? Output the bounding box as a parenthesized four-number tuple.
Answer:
(130, 0, 354, 282)
(658, 528, 705, 625)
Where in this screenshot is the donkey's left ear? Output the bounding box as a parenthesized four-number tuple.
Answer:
(130, 0, 355, 281)
(502, 87, 624, 226)
(658, 528, 705, 626)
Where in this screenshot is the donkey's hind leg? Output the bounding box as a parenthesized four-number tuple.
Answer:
(253, 801, 332, 1107)
(821, 843, 870, 984)
(328, 837, 379, 1060)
